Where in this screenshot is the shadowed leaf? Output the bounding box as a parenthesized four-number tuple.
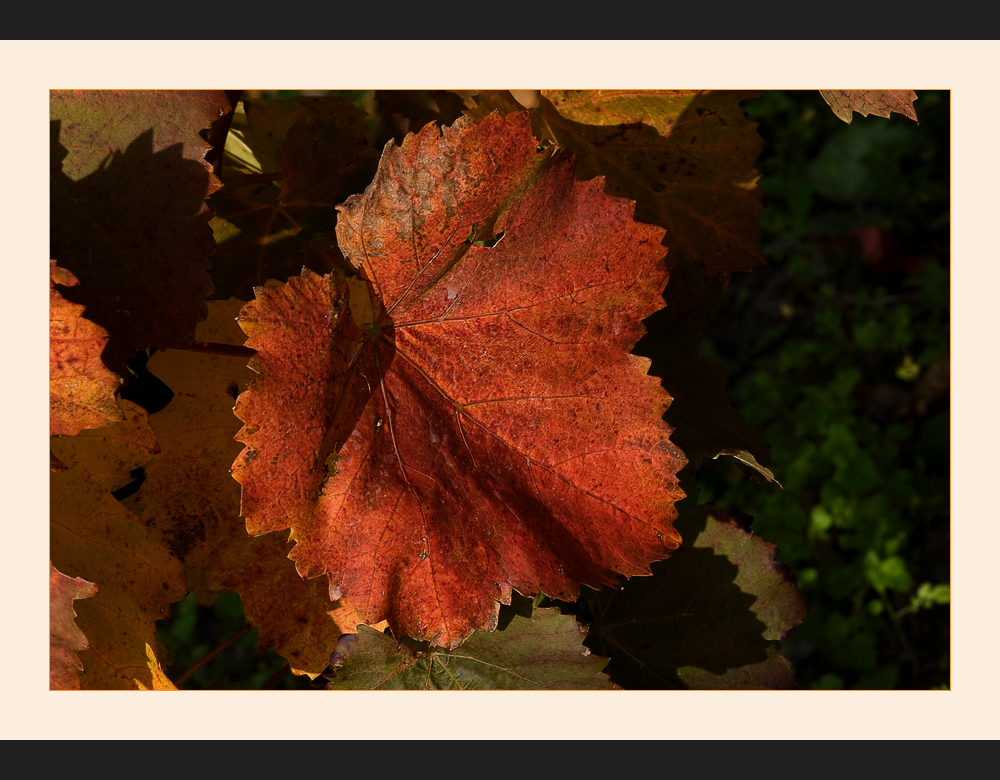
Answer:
(533, 90, 765, 279)
(50, 90, 229, 372)
(209, 96, 380, 300)
(586, 502, 806, 689)
(326, 608, 616, 690)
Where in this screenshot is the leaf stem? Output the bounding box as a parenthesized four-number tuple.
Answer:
(173, 341, 256, 359)
(174, 625, 252, 688)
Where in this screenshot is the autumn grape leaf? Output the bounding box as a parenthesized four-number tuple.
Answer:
(50, 90, 230, 371)
(326, 608, 616, 690)
(819, 90, 918, 124)
(209, 96, 380, 300)
(233, 111, 687, 649)
(50, 562, 97, 690)
(49, 260, 123, 437)
(129, 299, 362, 678)
(50, 401, 185, 690)
(586, 503, 806, 689)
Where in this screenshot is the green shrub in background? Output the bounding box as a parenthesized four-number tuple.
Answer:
(698, 90, 950, 689)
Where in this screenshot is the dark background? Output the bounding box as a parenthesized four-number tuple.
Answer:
(157, 90, 950, 690)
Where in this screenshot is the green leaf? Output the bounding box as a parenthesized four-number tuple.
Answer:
(326, 609, 616, 690)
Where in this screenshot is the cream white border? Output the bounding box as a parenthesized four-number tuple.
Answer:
(11, 40, 993, 739)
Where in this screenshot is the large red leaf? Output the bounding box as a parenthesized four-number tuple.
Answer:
(233, 112, 686, 648)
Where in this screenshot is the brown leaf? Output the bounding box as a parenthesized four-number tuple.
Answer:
(819, 90, 919, 124)
(50, 401, 185, 690)
(49, 562, 97, 690)
(49, 260, 123, 436)
(233, 112, 686, 648)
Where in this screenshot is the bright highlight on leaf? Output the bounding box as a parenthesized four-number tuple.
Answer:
(233, 111, 687, 648)
(50, 260, 124, 436)
(326, 608, 616, 690)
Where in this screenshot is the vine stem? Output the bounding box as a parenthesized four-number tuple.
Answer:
(174, 341, 256, 359)
(174, 625, 252, 688)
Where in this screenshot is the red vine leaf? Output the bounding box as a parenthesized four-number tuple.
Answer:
(233, 112, 686, 648)
(819, 90, 918, 124)
(326, 608, 616, 690)
(50, 562, 97, 690)
(50, 90, 230, 370)
(50, 260, 123, 436)
(131, 299, 364, 677)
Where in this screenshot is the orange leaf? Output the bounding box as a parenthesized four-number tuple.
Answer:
(51, 402, 185, 690)
(233, 112, 686, 648)
(49, 260, 124, 436)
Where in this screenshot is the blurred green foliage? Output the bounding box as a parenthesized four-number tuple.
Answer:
(698, 91, 950, 689)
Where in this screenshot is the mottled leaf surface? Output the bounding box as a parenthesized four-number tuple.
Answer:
(327, 608, 615, 690)
(50, 401, 184, 690)
(819, 90, 918, 124)
(49, 260, 123, 436)
(50, 562, 97, 690)
(132, 299, 358, 677)
(209, 96, 380, 300)
(506, 90, 774, 470)
(586, 503, 806, 689)
(233, 112, 686, 648)
(50, 90, 229, 370)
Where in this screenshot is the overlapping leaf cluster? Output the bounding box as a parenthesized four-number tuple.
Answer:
(49, 88, 909, 690)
